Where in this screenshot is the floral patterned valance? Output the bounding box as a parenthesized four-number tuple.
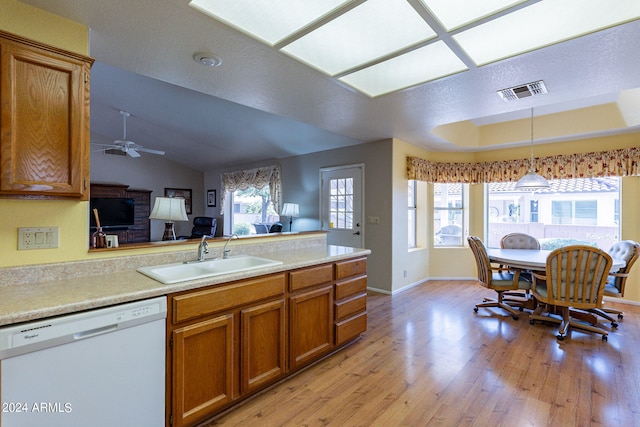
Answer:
(407, 147, 640, 183)
(220, 164, 282, 214)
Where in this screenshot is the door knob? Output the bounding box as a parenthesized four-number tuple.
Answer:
(353, 231, 361, 235)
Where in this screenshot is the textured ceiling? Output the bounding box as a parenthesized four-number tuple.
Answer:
(19, 0, 640, 171)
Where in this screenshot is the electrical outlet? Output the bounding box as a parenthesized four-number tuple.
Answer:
(18, 227, 59, 250)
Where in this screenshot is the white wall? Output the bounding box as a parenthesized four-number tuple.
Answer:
(91, 151, 204, 240)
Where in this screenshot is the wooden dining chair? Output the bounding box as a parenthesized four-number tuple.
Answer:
(467, 236, 532, 320)
(529, 245, 613, 341)
(500, 233, 541, 250)
(499, 233, 540, 307)
(589, 240, 640, 326)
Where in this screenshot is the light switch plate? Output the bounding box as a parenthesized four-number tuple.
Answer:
(18, 227, 59, 250)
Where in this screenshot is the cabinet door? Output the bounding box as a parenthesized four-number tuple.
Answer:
(0, 40, 90, 198)
(172, 314, 234, 427)
(289, 285, 333, 370)
(240, 299, 286, 394)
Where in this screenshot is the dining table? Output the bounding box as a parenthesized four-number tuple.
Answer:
(486, 248, 626, 272)
(486, 247, 626, 325)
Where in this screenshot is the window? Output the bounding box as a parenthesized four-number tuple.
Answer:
(551, 200, 597, 225)
(408, 180, 416, 248)
(487, 177, 619, 249)
(434, 183, 466, 247)
(230, 185, 277, 235)
(221, 164, 282, 235)
(329, 177, 353, 229)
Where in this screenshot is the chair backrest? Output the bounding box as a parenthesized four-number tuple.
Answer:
(467, 236, 491, 287)
(607, 240, 640, 295)
(543, 245, 612, 309)
(253, 224, 269, 234)
(191, 216, 216, 238)
(500, 233, 540, 250)
(269, 222, 283, 233)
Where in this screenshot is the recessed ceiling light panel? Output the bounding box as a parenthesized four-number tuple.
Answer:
(189, 0, 352, 46)
(453, 0, 640, 65)
(419, 0, 526, 30)
(339, 41, 468, 97)
(281, 0, 437, 76)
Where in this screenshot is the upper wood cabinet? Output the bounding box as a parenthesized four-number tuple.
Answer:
(0, 30, 93, 200)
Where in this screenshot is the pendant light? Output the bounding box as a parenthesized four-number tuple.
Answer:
(515, 108, 550, 190)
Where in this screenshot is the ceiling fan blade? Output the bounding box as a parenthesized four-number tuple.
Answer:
(135, 147, 165, 156)
(125, 148, 141, 158)
(91, 142, 119, 148)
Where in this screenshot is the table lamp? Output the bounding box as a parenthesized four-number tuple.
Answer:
(149, 196, 189, 240)
(281, 203, 299, 232)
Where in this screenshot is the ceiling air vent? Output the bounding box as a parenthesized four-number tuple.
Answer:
(497, 80, 548, 101)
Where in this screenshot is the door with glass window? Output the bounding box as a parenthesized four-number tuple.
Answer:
(320, 165, 364, 248)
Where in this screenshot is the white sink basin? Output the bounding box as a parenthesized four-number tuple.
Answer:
(137, 255, 283, 284)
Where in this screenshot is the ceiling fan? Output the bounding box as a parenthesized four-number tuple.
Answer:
(92, 110, 165, 158)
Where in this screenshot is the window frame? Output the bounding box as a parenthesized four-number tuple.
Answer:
(433, 183, 467, 248)
(408, 180, 417, 249)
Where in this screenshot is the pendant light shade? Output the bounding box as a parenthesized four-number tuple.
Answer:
(515, 108, 550, 191)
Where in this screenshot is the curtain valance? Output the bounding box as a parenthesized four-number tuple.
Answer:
(407, 147, 640, 183)
(220, 164, 282, 214)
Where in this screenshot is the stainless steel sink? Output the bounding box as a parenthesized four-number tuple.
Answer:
(137, 255, 283, 284)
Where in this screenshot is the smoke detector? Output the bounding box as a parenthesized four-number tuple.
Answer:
(497, 80, 548, 101)
(193, 52, 221, 67)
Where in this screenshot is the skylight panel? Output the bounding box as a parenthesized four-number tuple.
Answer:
(339, 41, 468, 97)
(420, 0, 525, 30)
(188, 0, 352, 46)
(280, 0, 437, 76)
(453, 0, 640, 66)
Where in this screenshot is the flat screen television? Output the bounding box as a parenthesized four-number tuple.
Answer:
(90, 198, 135, 230)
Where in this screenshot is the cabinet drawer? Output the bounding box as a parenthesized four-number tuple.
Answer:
(335, 276, 366, 300)
(289, 264, 332, 292)
(335, 257, 367, 280)
(335, 293, 366, 322)
(335, 311, 367, 346)
(172, 273, 286, 324)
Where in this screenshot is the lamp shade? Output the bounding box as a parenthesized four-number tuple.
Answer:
(515, 171, 550, 190)
(149, 197, 189, 222)
(281, 203, 299, 217)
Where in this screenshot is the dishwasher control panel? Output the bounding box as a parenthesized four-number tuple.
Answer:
(0, 296, 167, 359)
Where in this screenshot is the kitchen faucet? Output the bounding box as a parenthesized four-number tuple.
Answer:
(223, 234, 239, 259)
(196, 235, 209, 262)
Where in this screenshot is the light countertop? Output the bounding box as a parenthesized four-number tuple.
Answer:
(0, 245, 370, 327)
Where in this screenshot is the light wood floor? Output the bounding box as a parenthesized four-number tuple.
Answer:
(204, 280, 640, 426)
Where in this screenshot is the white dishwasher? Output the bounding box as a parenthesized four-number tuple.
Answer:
(0, 296, 167, 427)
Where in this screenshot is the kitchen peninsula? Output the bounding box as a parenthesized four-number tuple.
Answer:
(0, 232, 369, 426)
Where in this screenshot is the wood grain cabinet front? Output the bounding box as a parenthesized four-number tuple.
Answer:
(288, 263, 334, 370)
(168, 274, 286, 427)
(171, 314, 234, 427)
(166, 257, 368, 426)
(0, 30, 93, 199)
(334, 257, 368, 346)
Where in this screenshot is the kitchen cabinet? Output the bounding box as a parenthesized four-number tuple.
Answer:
(0, 30, 93, 200)
(289, 264, 334, 370)
(240, 299, 286, 394)
(171, 314, 234, 427)
(334, 257, 368, 345)
(168, 273, 286, 427)
(166, 257, 367, 426)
